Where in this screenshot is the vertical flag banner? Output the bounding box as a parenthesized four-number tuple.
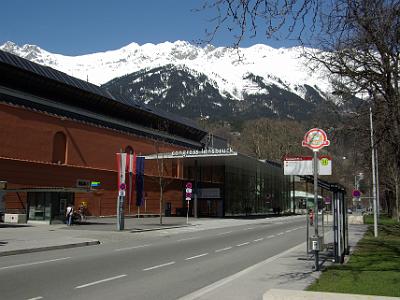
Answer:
(136, 157, 145, 206)
(116, 152, 128, 231)
(127, 152, 137, 214)
(116, 153, 127, 195)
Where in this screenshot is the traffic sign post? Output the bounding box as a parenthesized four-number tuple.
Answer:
(185, 182, 192, 224)
(352, 189, 361, 198)
(302, 128, 330, 271)
(116, 152, 128, 231)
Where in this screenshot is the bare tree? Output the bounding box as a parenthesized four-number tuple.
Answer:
(201, 0, 400, 220)
(153, 141, 175, 225)
(235, 118, 307, 161)
(197, 0, 319, 47)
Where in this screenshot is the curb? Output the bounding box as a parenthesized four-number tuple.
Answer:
(0, 240, 100, 257)
(130, 224, 195, 232)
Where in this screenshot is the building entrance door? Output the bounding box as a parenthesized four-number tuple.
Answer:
(28, 192, 51, 221)
(27, 192, 74, 223)
(198, 199, 223, 217)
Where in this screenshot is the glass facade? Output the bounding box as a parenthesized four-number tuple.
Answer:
(145, 152, 292, 218)
(224, 157, 291, 216)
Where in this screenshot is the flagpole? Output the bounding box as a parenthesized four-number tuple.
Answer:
(129, 167, 132, 215)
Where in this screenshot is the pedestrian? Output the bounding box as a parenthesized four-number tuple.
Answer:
(309, 209, 314, 226)
(79, 202, 86, 222)
(66, 204, 74, 226)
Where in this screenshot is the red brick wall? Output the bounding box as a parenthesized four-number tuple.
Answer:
(0, 102, 191, 216)
(0, 102, 182, 168)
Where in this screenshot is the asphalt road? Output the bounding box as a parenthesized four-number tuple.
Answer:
(0, 218, 306, 300)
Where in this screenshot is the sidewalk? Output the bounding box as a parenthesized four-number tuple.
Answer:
(179, 225, 368, 300)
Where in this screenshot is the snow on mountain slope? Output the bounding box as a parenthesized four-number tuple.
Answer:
(0, 41, 330, 101)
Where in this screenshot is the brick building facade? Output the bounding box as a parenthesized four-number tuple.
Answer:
(0, 50, 206, 223)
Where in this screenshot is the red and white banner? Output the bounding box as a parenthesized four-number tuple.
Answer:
(116, 153, 127, 196)
(127, 153, 136, 208)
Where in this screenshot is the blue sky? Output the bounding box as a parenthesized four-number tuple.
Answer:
(1, 0, 303, 55)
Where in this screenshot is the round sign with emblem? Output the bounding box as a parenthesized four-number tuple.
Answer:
(119, 183, 126, 190)
(320, 157, 329, 166)
(302, 128, 330, 151)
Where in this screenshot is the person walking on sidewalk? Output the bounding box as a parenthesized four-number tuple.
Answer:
(309, 209, 314, 226)
(66, 204, 74, 226)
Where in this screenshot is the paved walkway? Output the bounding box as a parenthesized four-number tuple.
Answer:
(179, 225, 369, 300)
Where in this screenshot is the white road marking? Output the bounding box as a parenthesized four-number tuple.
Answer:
(26, 297, 43, 300)
(215, 246, 232, 253)
(267, 235, 275, 238)
(0, 257, 71, 271)
(177, 237, 199, 242)
(114, 244, 150, 251)
(143, 261, 175, 271)
(217, 231, 232, 235)
(244, 227, 254, 230)
(277, 232, 285, 236)
(75, 274, 127, 289)
(286, 230, 292, 233)
(253, 238, 264, 242)
(177, 242, 306, 300)
(185, 253, 209, 260)
(236, 242, 250, 247)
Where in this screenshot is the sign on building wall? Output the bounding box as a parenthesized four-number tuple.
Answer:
(198, 188, 221, 199)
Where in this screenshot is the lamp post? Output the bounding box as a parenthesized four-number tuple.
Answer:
(370, 107, 378, 237)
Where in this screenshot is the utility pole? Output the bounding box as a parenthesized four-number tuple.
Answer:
(370, 107, 378, 238)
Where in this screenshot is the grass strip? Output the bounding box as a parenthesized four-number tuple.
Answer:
(307, 222, 400, 297)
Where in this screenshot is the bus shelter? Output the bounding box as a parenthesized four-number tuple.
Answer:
(301, 176, 348, 264)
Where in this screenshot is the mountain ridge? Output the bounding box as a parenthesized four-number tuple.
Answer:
(0, 40, 341, 124)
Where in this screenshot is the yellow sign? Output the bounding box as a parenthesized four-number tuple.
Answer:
(320, 158, 329, 166)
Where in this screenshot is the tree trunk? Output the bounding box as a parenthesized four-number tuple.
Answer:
(396, 180, 399, 222)
(159, 180, 163, 225)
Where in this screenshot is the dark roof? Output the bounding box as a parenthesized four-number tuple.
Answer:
(0, 50, 207, 142)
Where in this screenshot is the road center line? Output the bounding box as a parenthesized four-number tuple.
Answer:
(177, 237, 199, 242)
(26, 297, 43, 300)
(75, 274, 127, 289)
(253, 238, 264, 242)
(236, 242, 250, 247)
(0, 257, 71, 271)
(267, 235, 275, 238)
(215, 246, 232, 253)
(217, 231, 232, 235)
(286, 230, 292, 233)
(143, 261, 175, 271)
(244, 227, 254, 230)
(277, 232, 284, 236)
(185, 253, 209, 260)
(114, 244, 150, 251)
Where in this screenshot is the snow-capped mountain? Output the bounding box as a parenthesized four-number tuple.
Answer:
(0, 41, 330, 97)
(0, 40, 339, 122)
